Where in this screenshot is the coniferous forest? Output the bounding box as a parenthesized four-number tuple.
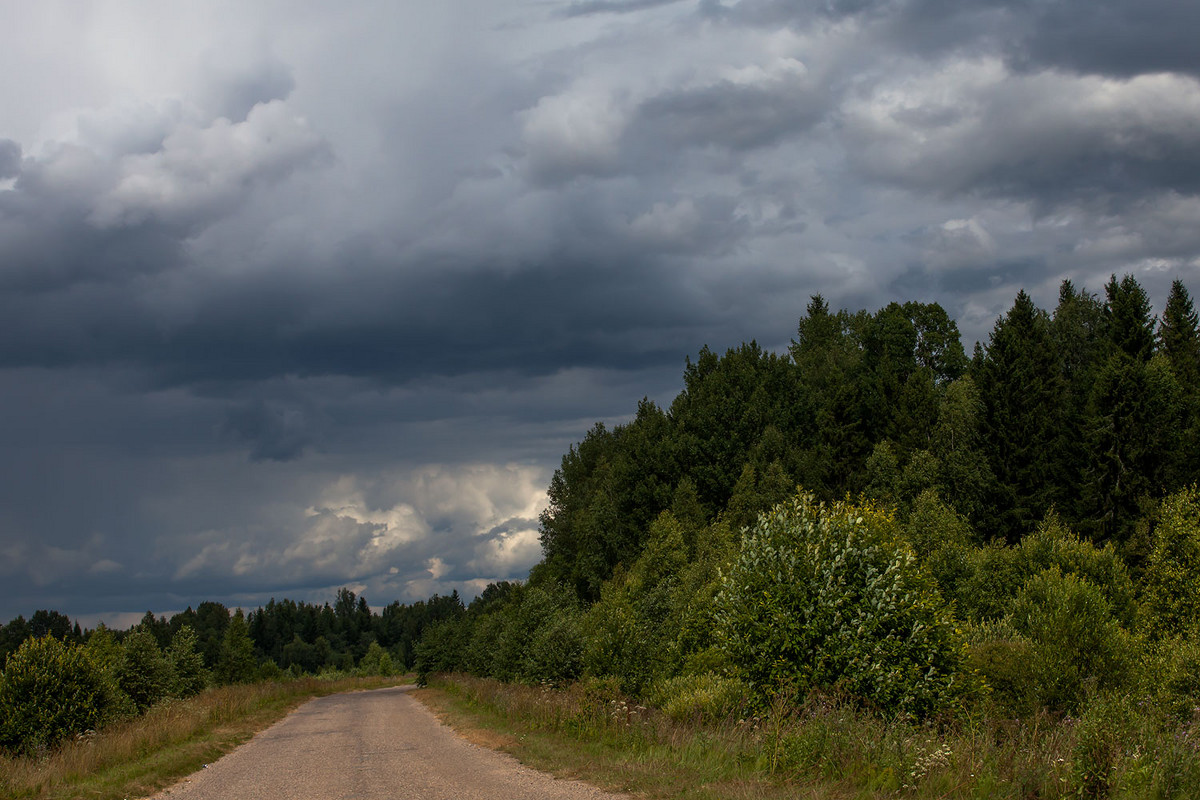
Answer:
(5, 274, 1200, 778)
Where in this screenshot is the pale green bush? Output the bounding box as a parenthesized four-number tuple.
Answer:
(1142, 485, 1200, 640)
(648, 673, 750, 722)
(713, 493, 964, 717)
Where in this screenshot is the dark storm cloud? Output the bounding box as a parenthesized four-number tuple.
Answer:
(222, 400, 313, 462)
(1004, 0, 1200, 78)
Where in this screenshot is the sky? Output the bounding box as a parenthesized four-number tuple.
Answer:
(2, 0, 1199, 627)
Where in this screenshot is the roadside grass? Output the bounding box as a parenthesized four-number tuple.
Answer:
(0, 675, 411, 800)
(417, 673, 1200, 800)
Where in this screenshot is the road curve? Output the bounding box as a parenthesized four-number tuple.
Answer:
(146, 685, 628, 800)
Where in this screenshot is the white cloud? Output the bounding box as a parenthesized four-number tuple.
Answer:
(842, 59, 1200, 199)
(89, 99, 328, 228)
(522, 86, 629, 182)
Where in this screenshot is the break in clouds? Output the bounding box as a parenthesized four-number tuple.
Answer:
(0, 0, 1198, 622)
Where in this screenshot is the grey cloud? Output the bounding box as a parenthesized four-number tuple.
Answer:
(222, 400, 313, 462)
(200, 52, 296, 122)
(1007, 0, 1200, 78)
(0, 139, 19, 178)
(561, 0, 688, 17)
(842, 68, 1200, 208)
(722, 0, 1200, 79)
(630, 74, 827, 152)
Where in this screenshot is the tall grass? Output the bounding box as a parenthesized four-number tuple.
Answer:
(0, 675, 407, 800)
(428, 673, 1200, 800)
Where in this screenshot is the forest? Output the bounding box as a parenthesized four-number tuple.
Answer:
(412, 274, 1200, 720)
(4, 274, 1200, 780)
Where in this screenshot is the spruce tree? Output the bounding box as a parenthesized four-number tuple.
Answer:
(1104, 273, 1156, 362)
(976, 290, 1068, 542)
(1158, 279, 1200, 484)
(1159, 278, 1200, 388)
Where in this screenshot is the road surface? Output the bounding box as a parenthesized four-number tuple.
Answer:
(146, 685, 628, 800)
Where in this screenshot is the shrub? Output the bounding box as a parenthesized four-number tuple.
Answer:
(713, 492, 964, 718)
(414, 617, 468, 684)
(963, 620, 1038, 717)
(522, 609, 584, 684)
(0, 636, 110, 754)
(117, 628, 172, 711)
(167, 625, 209, 696)
(648, 673, 750, 723)
(958, 513, 1135, 625)
(1142, 485, 1200, 640)
(1010, 568, 1132, 714)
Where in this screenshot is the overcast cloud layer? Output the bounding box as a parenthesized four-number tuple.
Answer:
(2, 0, 1198, 625)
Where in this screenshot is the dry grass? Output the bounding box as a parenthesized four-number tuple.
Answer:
(0, 676, 410, 800)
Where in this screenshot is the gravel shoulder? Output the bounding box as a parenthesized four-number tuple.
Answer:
(144, 685, 629, 800)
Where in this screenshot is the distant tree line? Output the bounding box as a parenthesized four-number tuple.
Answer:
(0, 588, 463, 753)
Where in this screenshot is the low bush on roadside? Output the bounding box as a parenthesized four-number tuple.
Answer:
(0, 636, 111, 754)
(713, 493, 965, 718)
(647, 673, 750, 723)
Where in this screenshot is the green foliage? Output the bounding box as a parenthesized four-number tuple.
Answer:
(581, 512, 731, 694)
(215, 609, 257, 685)
(713, 493, 964, 717)
(1010, 568, 1132, 714)
(976, 290, 1070, 542)
(964, 632, 1038, 717)
(522, 608, 584, 684)
(1083, 352, 1184, 543)
(1072, 692, 1141, 799)
(414, 617, 468, 684)
(1141, 485, 1200, 640)
(117, 627, 172, 711)
(0, 636, 110, 754)
(358, 641, 392, 676)
(903, 490, 976, 609)
(647, 673, 750, 723)
(957, 513, 1135, 625)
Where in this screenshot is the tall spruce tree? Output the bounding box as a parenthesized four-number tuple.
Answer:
(1159, 279, 1200, 388)
(1104, 273, 1156, 362)
(976, 290, 1068, 542)
(1081, 275, 1180, 543)
(1050, 280, 1108, 518)
(1158, 279, 1200, 483)
(215, 609, 256, 684)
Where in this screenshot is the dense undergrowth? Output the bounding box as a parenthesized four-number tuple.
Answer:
(430, 673, 1200, 800)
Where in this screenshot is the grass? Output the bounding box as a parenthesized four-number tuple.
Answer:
(416, 673, 1200, 800)
(0, 675, 410, 800)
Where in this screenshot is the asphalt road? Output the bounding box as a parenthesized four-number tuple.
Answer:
(146, 685, 628, 800)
